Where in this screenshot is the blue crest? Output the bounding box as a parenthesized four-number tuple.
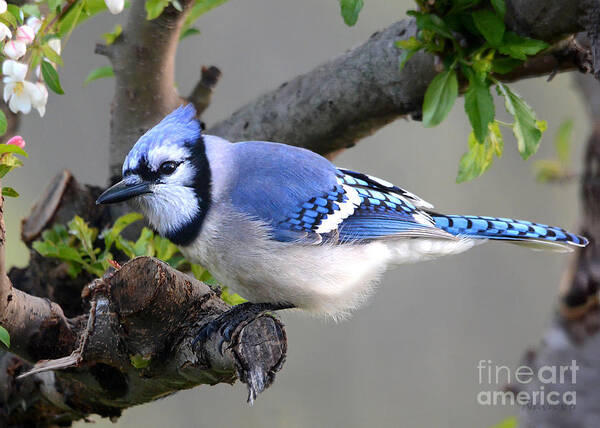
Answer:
(123, 104, 202, 174)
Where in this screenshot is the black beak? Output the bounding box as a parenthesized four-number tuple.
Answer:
(96, 180, 152, 205)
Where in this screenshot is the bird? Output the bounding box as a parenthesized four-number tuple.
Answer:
(97, 104, 588, 322)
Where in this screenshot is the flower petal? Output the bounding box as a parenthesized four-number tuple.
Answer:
(3, 41, 27, 60)
(3, 83, 13, 103)
(105, 0, 124, 14)
(10, 90, 31, 114)
(0, 23, 11, 42)
(6, 135, 25, 148)
(16, 26, 35, 45)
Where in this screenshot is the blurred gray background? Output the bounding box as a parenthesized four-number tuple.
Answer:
(3, 0, 589, 427)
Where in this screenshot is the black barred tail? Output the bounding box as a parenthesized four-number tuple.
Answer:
(432, 214, 588, 252)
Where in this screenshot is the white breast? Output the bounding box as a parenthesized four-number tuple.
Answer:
(180, 203, 477, 320)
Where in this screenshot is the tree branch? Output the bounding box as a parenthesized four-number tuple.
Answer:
(515, 73, 600, 427)
(3, 0, 595, 425)
(0, 174, 287, 426)
(1, 257, 287, 426)
(207, 0, 589, 157)
(104, 0, 193, 181)
(188, 65, 222, 117)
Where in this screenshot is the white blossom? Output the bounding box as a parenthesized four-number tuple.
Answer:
(3, 40, 26, 60)
(2, 60, 46, 116)
(48, 38, 61, 55)
(26, 17, 42, 34)
(32, 82, 47, 116)
(104, 0, 124, 15)
(0, 0, 7, 14)
(16, 25, 35, 45)
(0, 23, 11, 42)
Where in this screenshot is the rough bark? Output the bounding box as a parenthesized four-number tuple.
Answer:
(1, 0, 598, 425)
(206, 0, 589, 157)
(1, 256, 287, 426)
(515, 74, 600, 427)
(99, 0, 194, 182)
(0, 175, 287, 426)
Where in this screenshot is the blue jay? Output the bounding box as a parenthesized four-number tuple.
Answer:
(97, 105, 588, 321)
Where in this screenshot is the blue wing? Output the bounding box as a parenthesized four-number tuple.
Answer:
(228, 142, 452, 244)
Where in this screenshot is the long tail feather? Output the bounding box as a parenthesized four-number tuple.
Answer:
(431, 214, 588, 252)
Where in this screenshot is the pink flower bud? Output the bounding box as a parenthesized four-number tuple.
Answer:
(16, 25, 35, 45)
(3, 40, 26, 60)
(6, 135, 25, 148)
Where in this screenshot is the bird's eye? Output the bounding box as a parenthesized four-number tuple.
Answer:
(159, 161, 178, 175)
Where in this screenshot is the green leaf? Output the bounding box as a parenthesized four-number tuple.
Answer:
(472, 9, 505, 46)
(339, 0, 363, 27)
(115, 236, 137, 259)
(68, 216, 97, 260)
(7, 5, 23, 25)
(153, 235, 180, 261)
(21, 4, 41, 18)
(41, 43, 64, 66)
(184, 0, 229, 28)
(472, 51, 494, 79)
(497, 82, 545, 159)
(0, 165, 10, 179)
(180, 27, 201, 40)
(221, 286, 247, 306)
(102, 24, 122, 45)
(0, 110, 7, 137)
(457, 123, 503, 182)
(396, 37, 421, 71)
(145, 0, 169, 20)
(83, 66, 114, 86)
(41, 61, 65, 95)
(102, 212, 143, 249)
(48, 0, 63, 13)
(464, 73, 495, 143)
(534, 159, 567, 183)
(130, 353, 151, 369)
(132, 227, 155, 257)
(396, 37, 421, 51)
(498, 32, 548, 60)
(555, 119, 573, 164)
(491, 0, 506, 19)
(2, 187, 19, 197)
(398, 50, 416, 72)
(56, 244, 86, 263)
(0, 144, 28, 157)
(0, 11, 17, 28)
(59, 0, 114, 37)
(414, 13, 454, 39)
(191, 264, 218, 284)
(0, 326, 9, 348)
(422, 69, 458, 127)
(491, 57, 523, 74)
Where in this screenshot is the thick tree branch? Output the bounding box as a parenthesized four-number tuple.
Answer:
(515, 73, 600, 427)
(0, 174, 287, 426)
(3, 0, 593, 425)
(207, 0, 589, 157)
(1, 257, 287, 426)
(101, 0, 193, 181)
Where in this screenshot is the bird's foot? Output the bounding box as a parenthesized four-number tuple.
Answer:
(192, 302, 293, 354)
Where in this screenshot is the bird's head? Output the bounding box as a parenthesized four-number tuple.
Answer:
(97, 104, 211, 245)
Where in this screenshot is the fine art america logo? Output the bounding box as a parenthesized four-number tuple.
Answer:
(477, 360, 578, 408)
